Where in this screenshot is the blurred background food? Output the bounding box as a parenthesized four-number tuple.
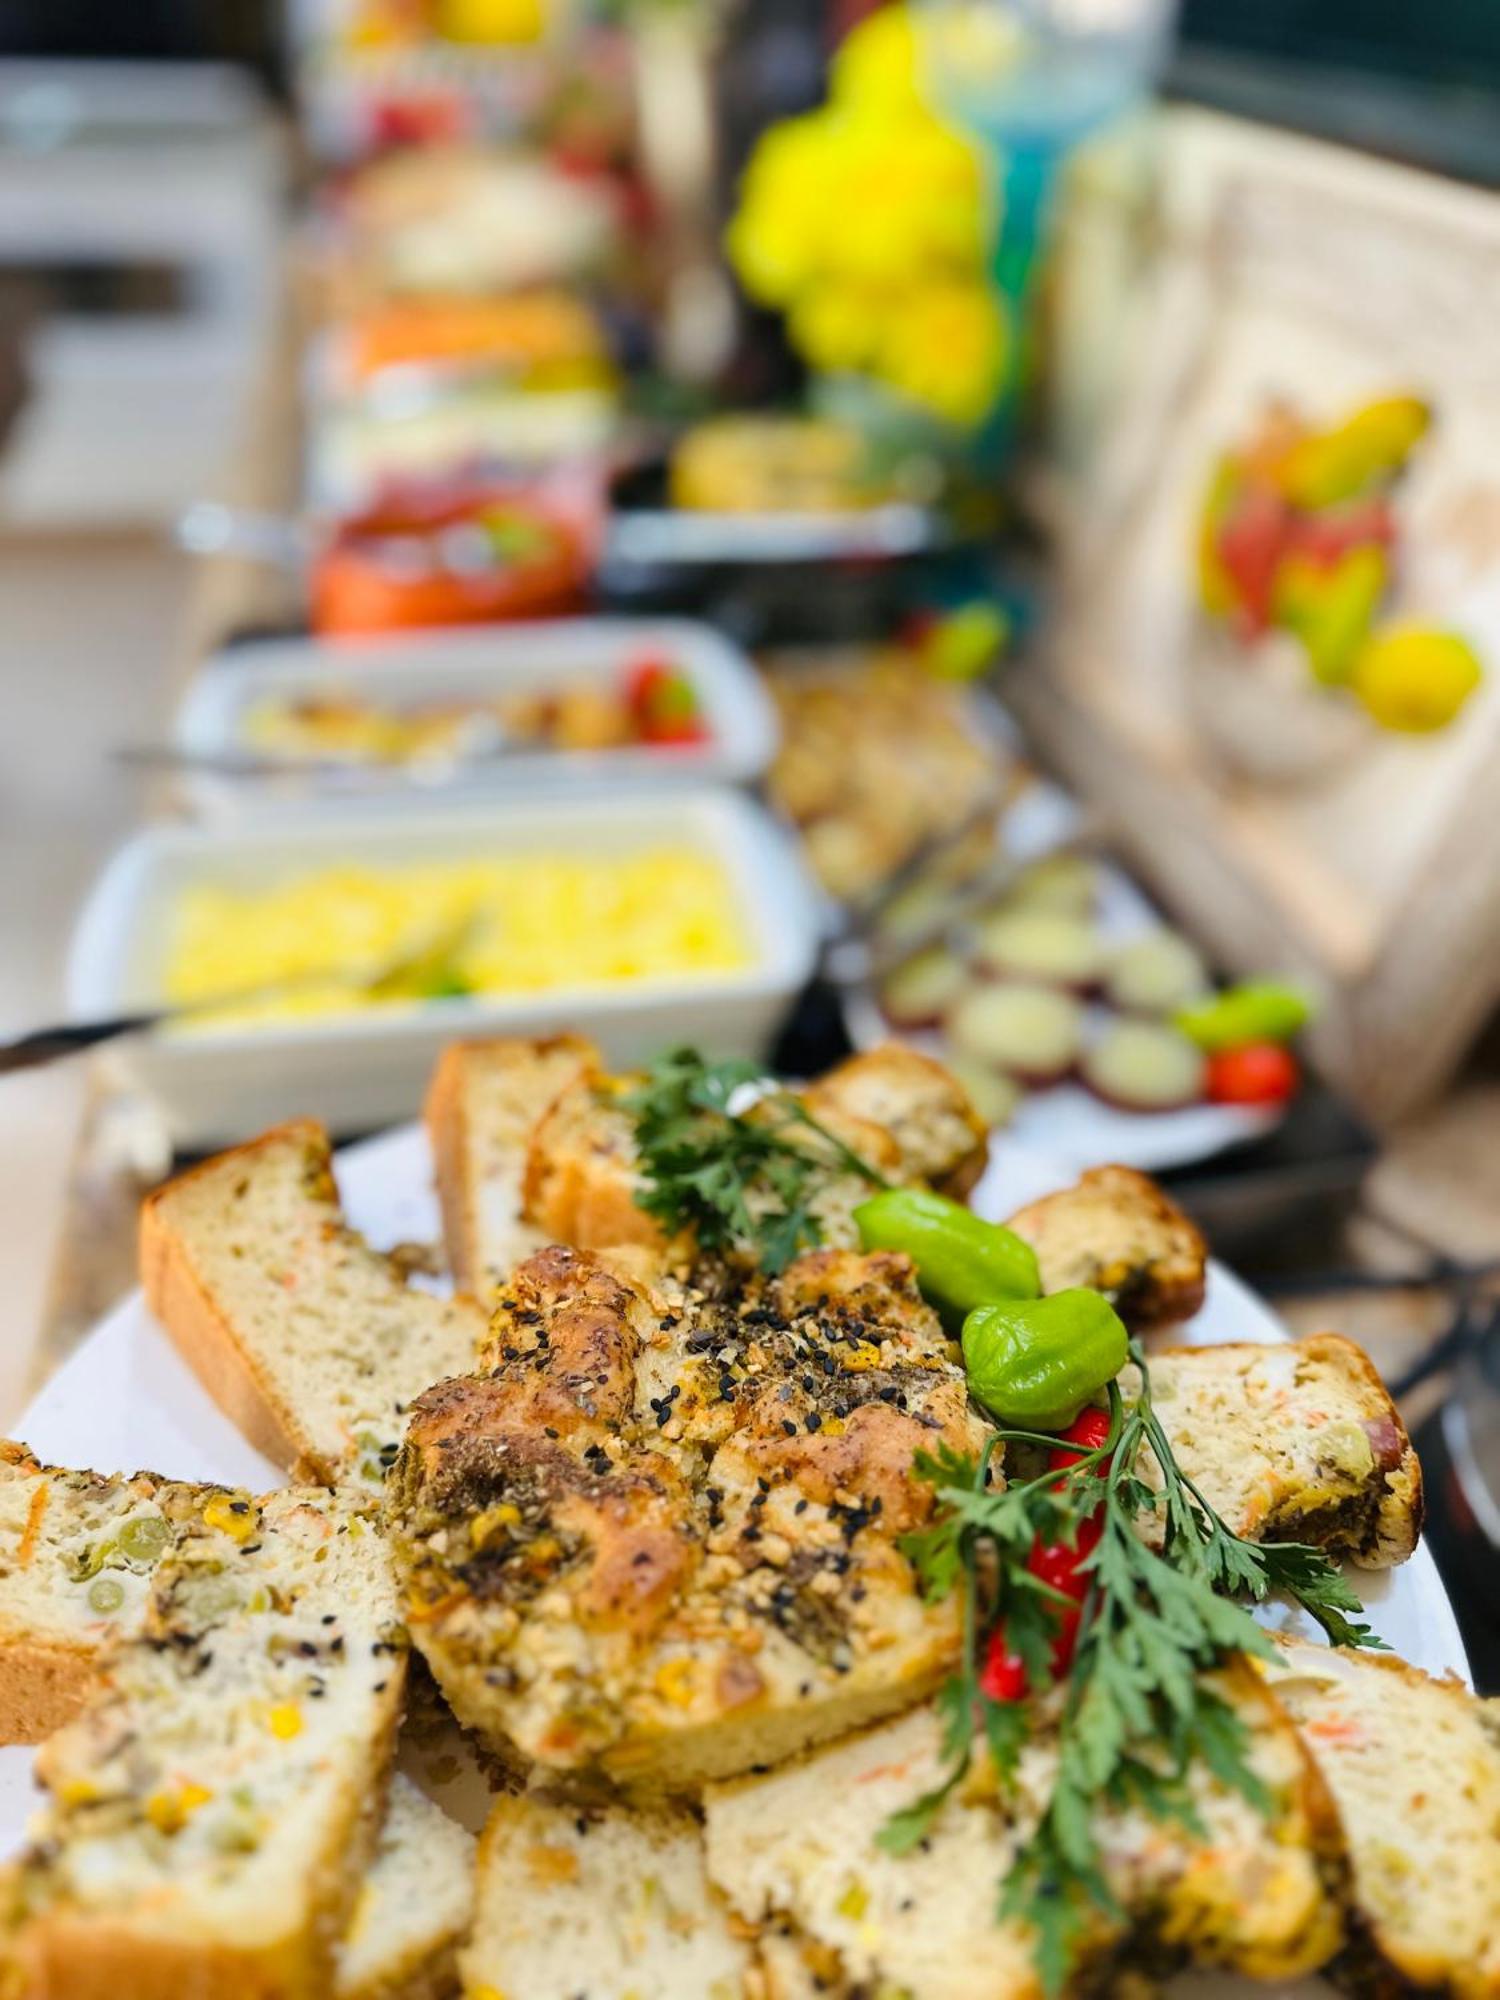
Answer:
(1, 0, 1499, 1681)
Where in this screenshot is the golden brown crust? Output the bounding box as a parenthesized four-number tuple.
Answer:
(0, 1637, 100, 1747)
(802, 1047, 989, 1200)
(138, 1121, 326, 1479)
(388, 1245, 985, 1789)
(1005, 1165, 1208, 1330)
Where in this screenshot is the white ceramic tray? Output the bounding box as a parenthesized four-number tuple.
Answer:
(67, 787, 817, 1146)
(0, 1121, 1465, 1996)
(176, 617, 779, 818)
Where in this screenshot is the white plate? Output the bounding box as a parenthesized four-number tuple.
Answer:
(176, 618, 780, 818)
(843, 780, 1279, 1174)
(0, 1125, 1466, 1996)
(67, 786, 817, 1147)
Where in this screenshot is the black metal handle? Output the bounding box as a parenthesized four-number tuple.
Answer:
(0, 1013, 163, 1074)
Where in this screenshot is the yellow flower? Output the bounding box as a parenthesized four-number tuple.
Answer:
(724, 2, 1003, 431)
(879, 281, 1009, 429)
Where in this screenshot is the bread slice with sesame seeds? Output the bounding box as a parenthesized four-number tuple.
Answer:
(140, 1119, 487, 1486)
(1264, 1637, 1500, 1999)
(1004, 1165, 1208, 1330)
(703, 1659, 1342, 2000)
(425, 1034, 601, 1298)
(459, 1792, 752, 2000)
(0, 1483, 408, 2000)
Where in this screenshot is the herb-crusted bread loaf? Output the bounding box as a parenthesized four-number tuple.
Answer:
(460, 1794, 751, 2000)
(702, 1661, 1343, 1999)
(387, 1242, 987, 1790)
(1005, 1165, 1208, 1330)
(1, 1484, 408, 2000)
(1143, 1333, 1421, 1565)
(140, 1119, 486, 1485)
(1265, 1637, 1500, 1998)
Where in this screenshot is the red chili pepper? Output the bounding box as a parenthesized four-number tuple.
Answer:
(624, 655, 673, 710)
(982, 1412, 1115, 1699)
(979, 1631, 1027, 1703)
(1047, 1407, 1112, 1473)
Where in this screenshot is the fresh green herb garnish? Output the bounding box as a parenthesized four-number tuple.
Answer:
(882, 1343, 1382, 1994)
(623, 1047, 889, 1273)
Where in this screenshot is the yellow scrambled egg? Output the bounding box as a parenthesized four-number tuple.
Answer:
(162, 850, 749, 1025)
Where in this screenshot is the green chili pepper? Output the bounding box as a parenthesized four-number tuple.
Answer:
(854, 1188, 1040, 1328)
(1173, 981, 1311, 1053)
(961, 1289, 1129, 1432)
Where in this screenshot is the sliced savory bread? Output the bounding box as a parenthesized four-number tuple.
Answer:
(0, 1441, 219, 1744)
(1144, 1333, 1421, 1565)
(2, 1484, 407, 2000)
(1265, 1637, 1500, 1999)
(424, 1033, 600, 1297)
(1005, 1164, 1208, 1329)
(428, 1039, 988, 1280)
(460, 1793, 752, 2000)
(140, 1119, 486, 1485)
(336, 1774, 475, 2000)
(703, 1661, 1342, 2000)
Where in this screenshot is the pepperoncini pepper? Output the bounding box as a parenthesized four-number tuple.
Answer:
(853, 1188, 1040, 1329)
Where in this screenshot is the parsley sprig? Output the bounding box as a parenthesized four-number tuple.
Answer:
(624, 1048, 890, 1274)
(882, 1343, 1383, 1994)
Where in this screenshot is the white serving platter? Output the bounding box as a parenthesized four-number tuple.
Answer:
(0, 1121, 1466, 1997)
(176, 617, 779, 818)
(843, 778, 1279, 1174)
(67, 786, 817, 1147)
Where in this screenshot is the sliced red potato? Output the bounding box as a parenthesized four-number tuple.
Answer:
(943, 1056, 1023, 1130)
(879, 945, 969, 1028)
(946, 981, 1084, 1086)
(1106, 930, 1210, 1016)
(872, 876, 967, 947)
(974, 910, 1109, 990)
(1080, 1018, 1208, 1113)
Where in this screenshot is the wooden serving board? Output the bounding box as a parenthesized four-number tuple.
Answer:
(1018, 111, 1500, 1124)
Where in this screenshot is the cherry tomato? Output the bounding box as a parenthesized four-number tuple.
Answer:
(1205, 1041, 1299, 1106)
(979, 1630, 1027, 1703)
(625, 656, 673, 710)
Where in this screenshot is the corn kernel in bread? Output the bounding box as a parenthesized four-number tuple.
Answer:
(387, 1244, 987, 1790)
(703, 1662, 1342, 2000)
(425, 1034, 599, 1296)
(461, 1793, 751, 2000)
(1266, 1637, 1500, 1999)
(2, 1485, 407, 2000)
(336, 1775, 475, 2000)
(1144, 1334, 1421, 1565)
(0, 1442, 230, 1744)
(140, 1120, 486, 1485)
(1005, 1165, 1207, 1329)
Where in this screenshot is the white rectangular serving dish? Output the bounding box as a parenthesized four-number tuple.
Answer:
(175, 617, 778, 817)
(67, 787, 817, 1146)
